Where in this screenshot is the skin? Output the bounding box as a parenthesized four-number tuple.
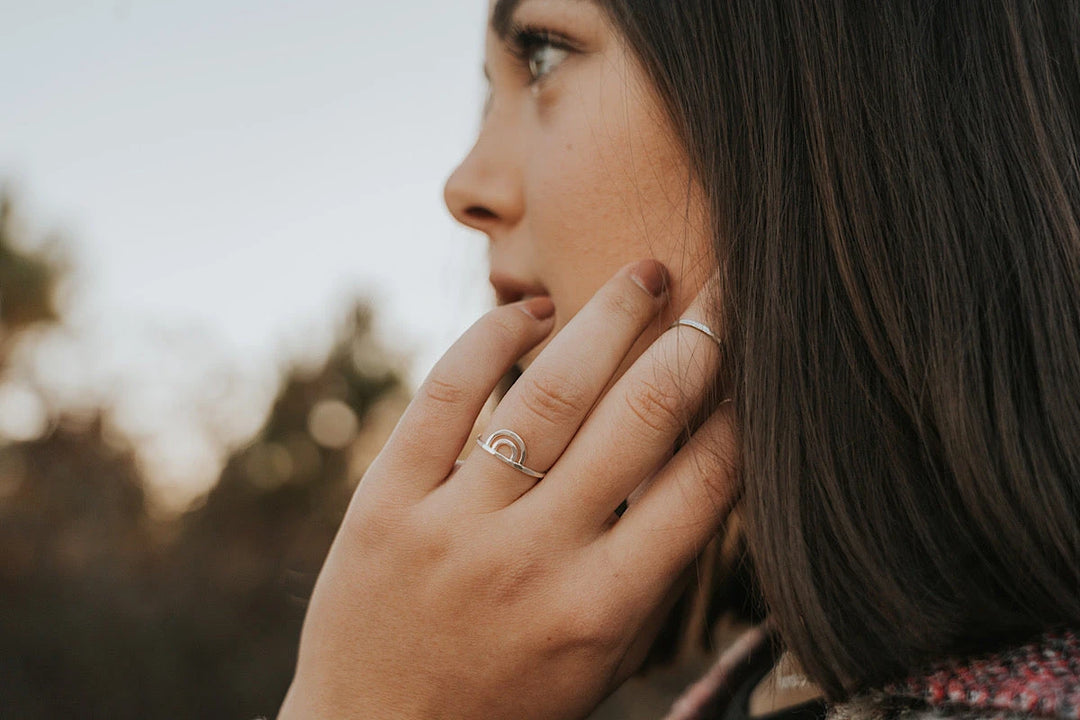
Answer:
(278, 2, 737, 718)
(444, 0, 715, 369)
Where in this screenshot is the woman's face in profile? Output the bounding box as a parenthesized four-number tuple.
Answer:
(445, 0, 712, 373)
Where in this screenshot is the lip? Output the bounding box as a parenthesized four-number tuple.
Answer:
(489, 272, 549, 306)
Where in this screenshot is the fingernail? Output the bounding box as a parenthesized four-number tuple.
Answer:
(630, 260, 669, 298)
(520, 296, 555, 320)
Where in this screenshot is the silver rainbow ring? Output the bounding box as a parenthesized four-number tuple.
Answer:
(476, 429, 546, 480)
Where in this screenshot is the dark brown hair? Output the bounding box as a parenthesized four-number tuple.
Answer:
(598, 0, 1080, 699)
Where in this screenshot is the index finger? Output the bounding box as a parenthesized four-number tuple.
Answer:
(374, 298, 556, 495)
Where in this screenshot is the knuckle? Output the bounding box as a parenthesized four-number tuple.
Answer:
(345, 498, 408, 553)
(695, 452, 734, 505)
(519, 372, 588, 427)
(484, 542, 545, 607)
(413, 518, 457, 567)
(624, 373, 685, 434)
(419, 375, 468, 409)
(486, 307, 526, 348)
(599, 286, 646, 324)
(689, 418, 741, 504)
(559, 598, 622, 653)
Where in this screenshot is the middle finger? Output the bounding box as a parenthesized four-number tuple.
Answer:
(528, 290, 723, 533)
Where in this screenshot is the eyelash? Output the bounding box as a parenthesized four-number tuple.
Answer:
(506, 22, 576, 83)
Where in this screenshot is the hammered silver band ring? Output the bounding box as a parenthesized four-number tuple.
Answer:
(669, 318, 722, 347)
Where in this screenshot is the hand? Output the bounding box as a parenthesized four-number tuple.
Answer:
(278, 260, 740, 720)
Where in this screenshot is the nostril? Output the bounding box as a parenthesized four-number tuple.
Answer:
(465, 206, 498, 222)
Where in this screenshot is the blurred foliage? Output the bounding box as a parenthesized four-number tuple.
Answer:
(0, 190, 407, 718)
(0, 189, 753, 720)
(0, 193, 64, 378)
(0, 194, 60, 331)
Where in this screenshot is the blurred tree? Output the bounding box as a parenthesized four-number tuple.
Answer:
(0, 188, 408, 718)
(161, 305, 404, 717)
(0, 192, 63, 359)
(0, 417, 162, 717)
(0, 189, 749, 720)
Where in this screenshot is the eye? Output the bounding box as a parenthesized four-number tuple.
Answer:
(526, 41, 569, 82)
(507, 24, 575, 84)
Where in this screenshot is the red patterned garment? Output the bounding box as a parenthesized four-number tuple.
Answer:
(666, 627, 1080, 720)
(873, 629, 1080, 719)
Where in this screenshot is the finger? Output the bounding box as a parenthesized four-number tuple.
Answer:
(529, 276, 723, 532)
(600, 404, 740, 605)
(453, 259, 670, 508)
(375, 297, 555, 494)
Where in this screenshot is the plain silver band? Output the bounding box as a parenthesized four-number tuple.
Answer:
(669, 318, 722, 347)
(476, 429, 546, 480)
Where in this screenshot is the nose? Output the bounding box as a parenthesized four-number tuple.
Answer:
(444, 111, 524, 235)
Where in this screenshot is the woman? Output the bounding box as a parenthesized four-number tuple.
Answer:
(279, 1, 1080, 718)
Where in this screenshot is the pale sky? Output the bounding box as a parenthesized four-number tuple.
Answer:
(0, 0, 493, 505)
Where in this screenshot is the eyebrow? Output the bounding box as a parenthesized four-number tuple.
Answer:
(490, 0, 525, 39)
(490, 0, 587, 39)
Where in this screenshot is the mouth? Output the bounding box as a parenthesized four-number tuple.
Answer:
(489, 273, 550, 307)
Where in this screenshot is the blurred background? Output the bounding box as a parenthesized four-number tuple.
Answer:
(0, 2, 743, 717)
(0, 0, 491, 716)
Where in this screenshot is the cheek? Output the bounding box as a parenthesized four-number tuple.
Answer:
(516, 54, 713, 371)
(526, 95, 711, 325)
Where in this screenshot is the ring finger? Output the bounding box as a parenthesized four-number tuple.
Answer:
(452, 259, 670, 508)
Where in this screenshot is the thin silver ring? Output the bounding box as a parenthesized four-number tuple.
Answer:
(669, 318, 722, 347)
(476, 429, 546, 480)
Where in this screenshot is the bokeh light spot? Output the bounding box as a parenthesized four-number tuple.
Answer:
(307, 399, 358, 450)
(0, 382, 49, 442)
(244, 442, 295, 490)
